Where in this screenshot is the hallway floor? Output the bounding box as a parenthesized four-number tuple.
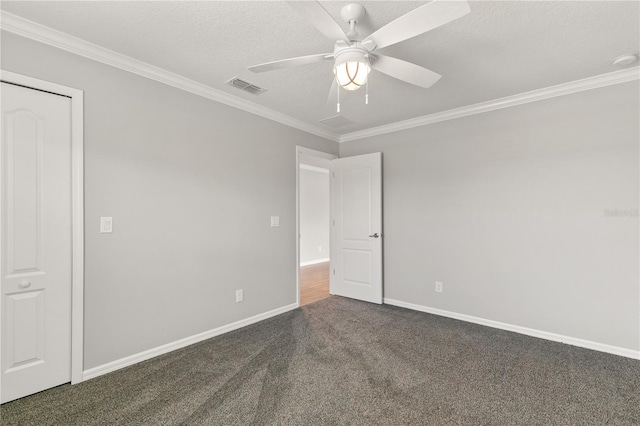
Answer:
(299, 261, 329, 306)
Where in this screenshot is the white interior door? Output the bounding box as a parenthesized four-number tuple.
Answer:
(1, 82, 72, 403)
(330, 152, 382, 304)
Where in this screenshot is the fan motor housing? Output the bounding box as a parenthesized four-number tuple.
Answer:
(333, 44, 371, 68)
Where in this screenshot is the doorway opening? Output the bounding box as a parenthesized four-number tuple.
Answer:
(296, 147, 336, 307)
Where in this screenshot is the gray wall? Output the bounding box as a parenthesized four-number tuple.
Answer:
(1, 32, 338, 369)
(299, 168, 330, 265)
(340, 81, 640, 351)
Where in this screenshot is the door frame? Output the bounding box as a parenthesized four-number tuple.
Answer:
(0, 70, 84, 385)
(295, 146, 337, 307)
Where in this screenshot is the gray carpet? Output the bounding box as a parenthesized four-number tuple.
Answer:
(2, 296, 639, 425)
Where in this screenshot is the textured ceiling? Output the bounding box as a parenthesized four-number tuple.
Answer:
(2, 1, 638, 136)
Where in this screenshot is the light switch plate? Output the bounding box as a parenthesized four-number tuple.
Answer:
(270, 216, 280, 227)
(100, 217, 113, 233)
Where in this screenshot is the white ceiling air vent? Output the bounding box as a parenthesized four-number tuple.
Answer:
(226, 77, 267, 95)
(319, 115, 355, 128)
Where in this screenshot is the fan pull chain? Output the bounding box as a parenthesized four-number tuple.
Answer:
(365, 79, 369, 105)
(337, 84, 340, 113)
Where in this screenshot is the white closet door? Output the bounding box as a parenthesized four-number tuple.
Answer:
(1, 82, 72, 403)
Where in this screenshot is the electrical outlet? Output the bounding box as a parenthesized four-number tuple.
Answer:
(318, 246, 322, 252)
(235, 289, 244, 303)
(435, 281, 443, 293)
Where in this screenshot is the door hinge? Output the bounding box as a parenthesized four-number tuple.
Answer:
(333, 269, 335, 275)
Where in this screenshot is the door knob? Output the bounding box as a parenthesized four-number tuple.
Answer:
(19, 280, 32, 289)
(369, 233, 380, 238)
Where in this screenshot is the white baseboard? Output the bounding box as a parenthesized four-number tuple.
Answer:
(82, 303, 298, 381)
(300, 258, 330, 267)
(384, 298, 640, 360)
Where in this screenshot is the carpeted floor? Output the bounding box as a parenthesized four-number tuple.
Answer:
(2, 296, 639, 425)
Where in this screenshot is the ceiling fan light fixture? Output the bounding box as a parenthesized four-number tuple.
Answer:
(335, 61, 370, 90)
(248, 1, 471, 102)
(334, 48, 371, 91)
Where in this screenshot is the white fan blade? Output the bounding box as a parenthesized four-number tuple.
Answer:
(288, 1, 350, 43)
(248, 53, 332, 73)
(372, 55, 441, 89)
(363, 0, 470, 50)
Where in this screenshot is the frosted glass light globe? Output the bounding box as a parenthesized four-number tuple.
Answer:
(334, 61, 370, 91)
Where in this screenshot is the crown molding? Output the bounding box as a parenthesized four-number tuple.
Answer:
(340, 67, 640, 143)
(0, 11, 340, 143)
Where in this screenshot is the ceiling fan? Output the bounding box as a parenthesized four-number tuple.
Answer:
(248, 0, 470, 110)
